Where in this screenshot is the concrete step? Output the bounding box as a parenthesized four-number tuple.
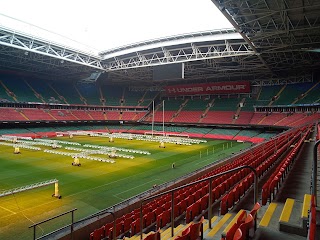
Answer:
(205, 213, 232, 239)
(258, 194, 312, 239)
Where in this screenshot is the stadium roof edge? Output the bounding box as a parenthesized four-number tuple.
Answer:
(99, 28, 239, 57)
(0, 25, 100, 58)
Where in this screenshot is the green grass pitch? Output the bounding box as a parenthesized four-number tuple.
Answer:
(0, 135, 250, 239)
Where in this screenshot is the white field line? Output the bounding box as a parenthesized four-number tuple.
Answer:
(0, 205, 16, 214)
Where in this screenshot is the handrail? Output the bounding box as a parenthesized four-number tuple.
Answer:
(29, 208, 77, 240)
(139, 165, 258, 239)
(312, 139, 320, 207)
(29, 209, 116, 240)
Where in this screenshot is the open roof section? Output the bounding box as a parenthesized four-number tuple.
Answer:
(100, 28, 252, 71)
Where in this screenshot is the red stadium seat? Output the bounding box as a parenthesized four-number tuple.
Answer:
(220, 194, 229, 215)
(249, 202, 261, 220)
(174, 227, 190, 240)
(153, 206, 164, 216)
(178, 199, 187, 214)
(222, 222, 239, 240)
(239, 213, 254, 238)
(90, 226, 105, 240)
(309, 221, 316, 240)
(104, 223, 113, 238)
(233, 228, 244, 240)
(192, 189, 201, 201)
(186, 195, 195, 206)
(144, 211, 155, 227)
(143, 228, 160, 240)
(156, 209, 171, 228)
(199, 194, 209, 212)
(237, 211, 247, 225)
(189, 216, 204, 240)
(123, 217, 132, 233)
(130, 218, 141, 236)
(107, 222, 122, 239)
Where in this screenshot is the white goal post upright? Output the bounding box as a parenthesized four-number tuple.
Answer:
(152, 100, 155, 137)
(162, 100, 165, 137)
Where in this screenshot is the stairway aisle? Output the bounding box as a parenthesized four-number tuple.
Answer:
(275, 133, 315, 202)
(253, 130, 319, 240)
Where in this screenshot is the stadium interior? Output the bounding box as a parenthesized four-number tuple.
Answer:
(0, 1, 320, 240)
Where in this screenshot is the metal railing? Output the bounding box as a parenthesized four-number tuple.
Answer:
(139, 165, 258, 239)
(312, 139, 320, 207)
(29, 208, 77, 240)
(29, 208, 116, 240)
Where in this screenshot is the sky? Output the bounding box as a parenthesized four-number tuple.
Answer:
(0, 0, 233, 54)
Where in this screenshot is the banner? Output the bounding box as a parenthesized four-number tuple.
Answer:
(164, 81, 251, 96)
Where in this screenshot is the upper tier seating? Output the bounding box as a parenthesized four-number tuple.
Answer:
(211, 97, 240, 111)
(26, 79, 61, 104)
(1, 78, 39, 103)
(77, 83, 101, 105)
(101, 85, 123, 106)
(183, 98, 209, 111)
(258, 85, 282, 105)
(51, 82, 81, 105)
(296, 82, 320, 104)
(273, 83, 313, 105)
(0, 81, 12, 103)
(122, 90, 144, 107)
(241, 97, 258, 111)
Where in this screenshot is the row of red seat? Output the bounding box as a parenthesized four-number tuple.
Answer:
(261, 125, 312, 205)
(220, 127, 300, 214)
(307, 195, 316, 240)
(201, 128, 301, 216)
(0, 107, 147, 122)
(91, 163, 252, 238)
(144, 110, 319, 127)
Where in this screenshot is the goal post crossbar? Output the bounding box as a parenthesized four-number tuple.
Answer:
(166, 133, 189, 138)
(144, 132, 189, 138)
(144, 131, 165, 136)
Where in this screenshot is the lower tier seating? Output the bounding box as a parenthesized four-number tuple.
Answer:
(89, 125, 310, 240)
